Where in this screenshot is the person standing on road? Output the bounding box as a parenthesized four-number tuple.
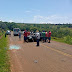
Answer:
(36, 32, 40, 46)
(18, 30, 21, 40)
(48, 31, 51, 43)
(45, 31, 48, 42)
(5, 33, 6, 38)
(42, 31, 45, 43)
(27, 31, 30, 36)
(23, 30, 28, 42)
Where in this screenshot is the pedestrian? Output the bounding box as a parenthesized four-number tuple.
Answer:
(5, 33, 6, 38)
(36, 32, 40, 46)
(42, 31, 45, 43)
(48, 31, 51, 43)
(45, 31, 48, 42)
(23, 30, 28, 42)
(27, 31, 30, 36)
(18, 30, 21, 40)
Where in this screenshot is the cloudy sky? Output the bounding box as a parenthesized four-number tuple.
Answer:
(0, 0, 72, 23)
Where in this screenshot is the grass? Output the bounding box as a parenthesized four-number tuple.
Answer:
(0, 35, 10, 72)
(52, 36, 72, 45)
(0, 31, 5, 37)
(52, 37, 64, 42)
(0, 32, 3, 36)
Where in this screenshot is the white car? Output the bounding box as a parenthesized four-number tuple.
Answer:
(13, 28, 20, 36)
(6, 30, 11, 35)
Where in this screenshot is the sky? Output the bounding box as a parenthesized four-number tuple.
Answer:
(0, 0, 72, 24)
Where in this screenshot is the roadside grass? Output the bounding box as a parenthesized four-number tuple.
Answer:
(52, 36, 72, 45)
(52, 37, 65, 42)
(0, 35, 10, 72)
(0, 32, 3, 36)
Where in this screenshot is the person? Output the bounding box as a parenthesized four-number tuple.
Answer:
(36, 32, 40, 46)
(42, 31, 46, 43)
(10, 31, 11, 37)
(23, 30, 28, 42)
(48, 31, 51, 43)
(5, 33, 6, 38)
(27, 31, 30, 36)
(18, 30, 21, 40)
(45, 31, 48, 42)
(30, 31, 33, 35)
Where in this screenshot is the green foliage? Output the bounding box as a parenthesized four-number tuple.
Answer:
(64, 35, 72, 44)
(0, 35, 10, 72)
(0, 21, 72, 44)
(0, 29, 4, 36)
(30, 27, 38, 32)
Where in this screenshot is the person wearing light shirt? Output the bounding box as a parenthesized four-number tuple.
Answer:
(36, 32, 40, 46)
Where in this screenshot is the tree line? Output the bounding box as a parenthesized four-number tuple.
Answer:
(0, 21, 72, 38)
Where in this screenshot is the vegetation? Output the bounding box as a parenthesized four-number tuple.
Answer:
(0, 35, 10, 72)
(0, 21, 72, 44)
(0, 28, 4, 37)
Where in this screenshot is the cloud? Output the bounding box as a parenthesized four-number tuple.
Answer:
(9, 20, 14, 23)
(13, 19, 24, 23)
(0, 17, 3, 21)
(25, 9, 40, 13)
(0, 20, 2, 21)
(33, 15, 44, 23)
(33, 15, 72, 24)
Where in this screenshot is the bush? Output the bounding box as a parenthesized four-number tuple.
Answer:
(64, 35, 72, 44)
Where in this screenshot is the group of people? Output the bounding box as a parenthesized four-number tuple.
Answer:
(18, 30, 51, 46)
(36, 30, 51, 46)
(18, 30, 30, 42)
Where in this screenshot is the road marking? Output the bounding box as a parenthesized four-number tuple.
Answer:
(42, 44, 72, 58)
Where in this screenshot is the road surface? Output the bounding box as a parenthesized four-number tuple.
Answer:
(9, 32, 72, 72)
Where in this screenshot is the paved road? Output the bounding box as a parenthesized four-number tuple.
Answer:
(9, 32, 72, 72)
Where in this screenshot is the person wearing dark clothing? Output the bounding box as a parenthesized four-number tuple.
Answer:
(5, 33, 6, 37)
(42, 31, 45, 43)
(18, 31, 21, 40)
(45, 31, 48, 42)
(23, 30, 28, 42)
(48, 31, 51, 43)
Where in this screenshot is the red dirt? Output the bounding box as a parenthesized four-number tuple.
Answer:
(9, 33, 72, 72)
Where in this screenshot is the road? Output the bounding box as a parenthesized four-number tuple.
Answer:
(9, 32, 72, 72)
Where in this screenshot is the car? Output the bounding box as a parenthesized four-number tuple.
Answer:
(6, 30, 11, 35)
(26, 35, 34, 42)
(13, 28, 20, 36)
(32, 33, 37, 41)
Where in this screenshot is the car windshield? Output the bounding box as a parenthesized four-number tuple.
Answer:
(7, 30, 10, 32)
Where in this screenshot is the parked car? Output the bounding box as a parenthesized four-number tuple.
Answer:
(6, 30, 11, 35)
(32, 33, 37, 41)
(13, 28, 20, 36)
(26, 35, 34, 42)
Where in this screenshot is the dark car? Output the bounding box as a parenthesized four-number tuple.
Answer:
(26, 35, 34, 42)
